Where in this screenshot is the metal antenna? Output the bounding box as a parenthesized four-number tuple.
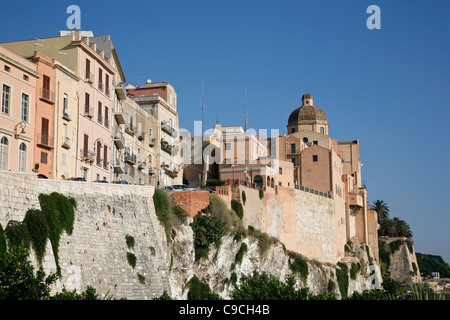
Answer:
(244, 88, 247, 132)
(201, 80, 206, 128)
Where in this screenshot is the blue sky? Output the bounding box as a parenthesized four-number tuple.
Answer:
(1, 0, 449, 263)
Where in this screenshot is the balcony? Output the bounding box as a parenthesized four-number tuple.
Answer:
(105, 87, 110, 97)
(164, 168, 178, 178)
(80, 149, 95, 163)
(40, 88, 55, 104)
(138, 162, 145, 171)
(114, 110, 125, 125)
(137, 132, 145, 141)
(148, 167, 155, 175)
(115, 84, 126, 101)
(62, 109, 71, 121)
(161, 120, 176, 136)
(149, 137, 156, 147)
(104, 118, 109, 128)
(84, 106, 94, 119)
(349, 192, 363, 207)
(161, 140, 172, 154)
(125, 124, 136, 136)
(113, 158, 125, 174)
(96, 156, 103, 167)
(124, 152, 136, 165)
(36, 134, 54, 149)
(113, 132, 125, 149)
(61, 136, 71, 149)
(98, 81, 104, 92)
(97, 114, 103, 124)
(85, 70, 94, 84)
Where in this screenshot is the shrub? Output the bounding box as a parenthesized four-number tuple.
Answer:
(206, 179, 225, 187)
(190, 214, 225, 260)
(127, 252, 137, 269)
(259, 189, 264, 199)
(241, 191, 246, 205)
(125, 235, 135, 249)
(350, 262, 361, 280)
(231, 199, 244, 220)
(153, 189, 187, 243)
(23, 209, 49, 264)
(288, 252, 309, 285)
(336, 262, 349, 298)
(186, 275, 221, 300)
(247, 226, 273, 256)
(235, 243, 248, 265)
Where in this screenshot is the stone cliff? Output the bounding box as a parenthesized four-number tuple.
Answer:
(0, 172, 384, 299)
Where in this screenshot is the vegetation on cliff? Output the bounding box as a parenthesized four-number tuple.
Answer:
(416, 253, 450, 278)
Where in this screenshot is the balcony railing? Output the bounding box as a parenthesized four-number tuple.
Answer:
(85, 70, 94, 83)
(62, 109, 71, 121)
(149, 137, 156, 147)
(125, 124, 136, 136)
(40, 88, 55, 104)
(103, 159, 109, 170)
(138, 132, 145, 141)
(114, 109, 125, 124)
(161, 120, 176, 136)
(124, 152, 137, 164)
(164, 168, 178, 178)
(113, 158, 125, 174)
(161, 141, 172, 154)
(61, 136, 71, 149)
(104, 118, 109, 128)
(105, 87, 110, 97)
(37, 134, 54, 149)
(98, 114, 103, 124)
(113, 132, 125, 149)
(84, 106, 94, 118)
(96, 157, 103, 167)
(98, 81, 104, 91)
(80, 149, 95, 162)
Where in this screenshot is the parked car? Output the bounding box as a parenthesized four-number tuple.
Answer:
(93, 180, 109, 183)
(111, 180, 129, 184)
(162, 185, 183, 192)
(66, 177, 86, 182)
(174, 184, 197, 192)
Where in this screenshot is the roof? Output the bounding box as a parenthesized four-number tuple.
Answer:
(288, 105, 328, 124)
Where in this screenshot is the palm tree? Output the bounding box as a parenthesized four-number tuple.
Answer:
(392, 217, 413, 238)
(379, 218, 396, 237)
(371, 200, 390, 222)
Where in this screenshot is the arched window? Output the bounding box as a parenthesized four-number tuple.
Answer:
(271, 178, 274, 188)
(291, 128, 296, 133)
(267, 176, 270, 187)
(303, 137, 308, 143)
(18, 143, 27, 172)
(320, 127, 324, 134)
(0, 137, 8, 170)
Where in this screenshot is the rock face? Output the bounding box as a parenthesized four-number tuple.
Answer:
(168, 222, 383, 299)
(379, 237, 421, 283)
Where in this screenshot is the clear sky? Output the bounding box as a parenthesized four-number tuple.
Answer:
(1, 0, 449, 263)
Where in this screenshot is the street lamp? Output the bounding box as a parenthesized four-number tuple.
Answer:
(232, 164, 235, 187)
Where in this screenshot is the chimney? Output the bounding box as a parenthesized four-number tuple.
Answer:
(99, 50, 104, 58)
(89, 42, 96, 52)
(74, 30, 82, 40)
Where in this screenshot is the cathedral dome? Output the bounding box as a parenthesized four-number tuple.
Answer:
(288, 93, 327, 125)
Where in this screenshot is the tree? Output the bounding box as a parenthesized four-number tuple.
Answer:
(0, 245, 58, 300)
(371, 200, 390, 222)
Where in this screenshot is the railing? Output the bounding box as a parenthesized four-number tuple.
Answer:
(161, 120, 176, 136)
(295, 185, 332, 199)
(98, 81, 104, 91)
(161, 141, 172, 154)
(138, 132, 145, 141)
(36, 134, 54, 149)
(85, 70, 94, 83)
(84, 106, 94, 118)
(97, 114, 103, 124)
(113, 158, 125, 173)
(80, 149, 95, 162)
(105, 87, 110, 97)
(96, 157, 103, 167)
(149, 137, 156, 147)
(113, 132, 125, 149)
(164, 168, 178, 178)
(125, 124, 136, 135)
(124, 152, 137, 164)
(103, 159, 109, 170)
(104, 118, 109, 128)
(40, 88, 55, 103)
(62, 109, 71, 121)
(61, 136, 71, 149)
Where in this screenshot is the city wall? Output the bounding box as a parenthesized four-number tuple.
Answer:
(0, 171, 171, 299)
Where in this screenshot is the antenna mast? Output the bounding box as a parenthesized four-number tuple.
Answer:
(244, 88, 247, 132)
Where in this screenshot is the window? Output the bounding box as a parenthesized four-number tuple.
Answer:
(291, 128, 296, 133)
(85, 59, 91, 78)
(4, 65, 10, 72)
(225, 143, 231, 150)
(21, 93, 29, 122)
(303, 137, 308, 143)
(42, 75, 50, 100)
(290, 143, 296, 153)
(98, 101, 102, 123)
(279, 167, 282, 175)
(0, 137, 8, 170)
(104, 107, 109, 127)
(291, 157, 296, 166)
(313, 141, 318, 145)
(63, 94, 68, 113)
(2, 84, 10, 114)
(18, 143, 26, 172)
(98, 68, 103, 90)
(23, 75, 29, 81)
(85, 92, 90, 111)
(320, 127, 324, 134)
(312, 155, 318, 162)
(40, 151, 48, 164)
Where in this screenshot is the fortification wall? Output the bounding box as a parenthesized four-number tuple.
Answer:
(241, 185, 336, 263)
(0, 171, 171, 299)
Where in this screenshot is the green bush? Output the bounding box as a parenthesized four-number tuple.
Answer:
(206, 179, 225, 187)
(186, 275, 221, 300)
(247, 226, 273, 256)
(190, 214, 225, 260)
(153, 189, 187, 243)
(125, 235, 135, 249)
(127, 252, 137, 269)
(259, 189, 264, 199)
(336, 262, 349, 298)
(288, 252, 309, 285)
(234, 243, 248, 265)
(4, 220, 30, 250)
(23, 209, 49, 264)
(350, 262, 361, 280)
(241, 191, 246, 205)
(0, 224, 6, 258)
(231, 199, 244, 220)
